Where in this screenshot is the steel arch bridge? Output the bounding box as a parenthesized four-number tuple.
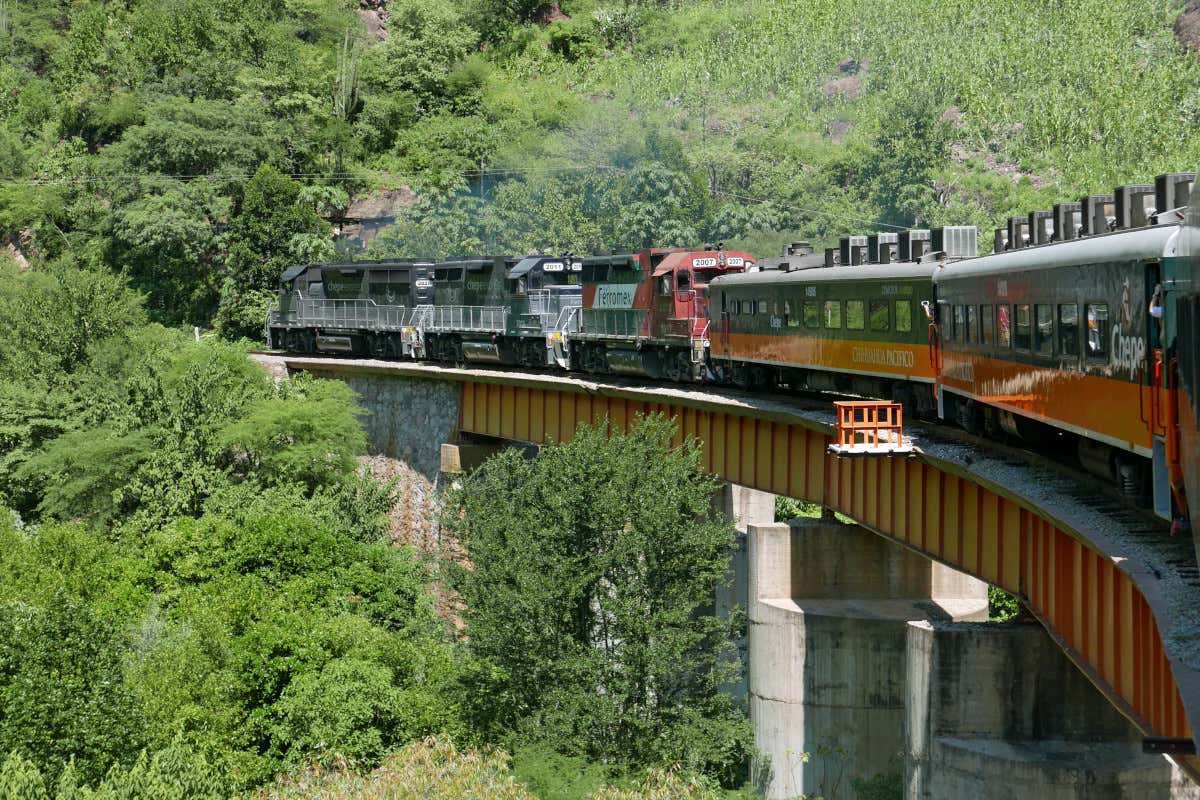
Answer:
(285, 355, 1200, 782)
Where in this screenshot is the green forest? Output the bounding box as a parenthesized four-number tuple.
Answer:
(1, 0, 1198, 797)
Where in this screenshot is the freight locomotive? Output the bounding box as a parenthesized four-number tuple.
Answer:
(266, 172, 1200, 563)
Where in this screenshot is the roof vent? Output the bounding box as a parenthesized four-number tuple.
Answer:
(1114, 184, 1155, 229)
(839, 235, 868, 266)
(824, 247, 841, 269)
(931, 226, 978, 259)
(898, 229, 931, 262)
(867, 232, 899, 264)
(1080, 194, 1115, 236)
(1154, 172, 1195, 222)
(1028, 211, 1053, 245)
(993, 227, 1008, 253)
(1052, 203, 1082, 241)
(1007, 216, 1030, 249)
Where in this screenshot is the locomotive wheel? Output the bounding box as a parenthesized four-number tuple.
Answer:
(669, 350, 693, 383)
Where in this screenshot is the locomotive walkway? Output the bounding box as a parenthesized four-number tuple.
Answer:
(272, 354, 1200, 782)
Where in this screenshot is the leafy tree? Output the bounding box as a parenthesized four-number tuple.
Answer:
(216, 378, 366, 493)
(107, 181, 228, 326)
(0, 598, 147, 786)
(216, 165, 331, 339)
(0, 740, 228, 800)
(359, 0, 478, 106)
(253, 736, 537, 800)
(445, 414, 751, 783)
(0, 264, 144, 386)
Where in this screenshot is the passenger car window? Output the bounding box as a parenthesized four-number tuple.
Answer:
(966, 305, 977, 343)
(895, 300, 912, 333)
(785, 301, 800, 328)
(1086, 303, 1109, 358)
(1058, 304, 1079, 356)
(1014, 304, 1031, 349)
(997, 305, 1012, 347)
(803, 301, 820, 328)
(846, 300, 865, 330)
(824, 301, 842, 329)
(953, 305, 966, 342)
(1034, 304, 1054, 356)
(869, 301, 889, 331)
(981, 305, 995, 345)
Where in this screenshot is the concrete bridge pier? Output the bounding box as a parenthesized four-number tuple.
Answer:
(906, 620, 1200, 799)
(746, 518, 989, 800)
(713, 484, 775, 705)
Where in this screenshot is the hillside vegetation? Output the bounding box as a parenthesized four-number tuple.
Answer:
(1, 1, 1197, 797)
(3, 1, 1199, 330)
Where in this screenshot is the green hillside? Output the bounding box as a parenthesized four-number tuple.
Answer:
(3, 0, 1199, 328)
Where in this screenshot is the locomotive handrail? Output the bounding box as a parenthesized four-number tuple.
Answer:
(423, 305, 508, 333)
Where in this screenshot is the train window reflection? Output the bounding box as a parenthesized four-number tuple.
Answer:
(846, 300, 865, 330)
(997, 305, 1012, 347)
(953, 305, 966, 342)
(1034, 304, 1054, 356)
(824, 301, 842, 329)
(895, 300, 912, 332)
(981, 305, 995, 345)
(869, 301, 889, 331)
(1015, 304, 1031, 349)
(967, 305, 978, 343)
(1058, 304, 1079, 356)
(804, 301, 820, 328)
(1086, 303, 1109, 358)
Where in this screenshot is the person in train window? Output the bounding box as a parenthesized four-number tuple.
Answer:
(997, 305, 1011, 345)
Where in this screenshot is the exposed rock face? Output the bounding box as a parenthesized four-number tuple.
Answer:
(338, 187, 416, 247)
(821, 75, 861, 99)
(534, 2, 569, 24)
(827, 118, 853, 143)
(1177, 1, 1200, 51)
(359, 0, 388, 40)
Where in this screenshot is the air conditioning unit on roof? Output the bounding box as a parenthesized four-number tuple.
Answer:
(1028, 211, 1053, 245)
(1080, 194, 1114, 236)
(1114, 184, 1155, 229)
(898, 229, 930, 262)
(867, 232, 898, 264)
(1052, 202, 1081, 241)
(839, 235, 868, 266)
(1007, 216, 1030, 250)
(931, 226, 977, 259)
(1154, 173, 1195, 221)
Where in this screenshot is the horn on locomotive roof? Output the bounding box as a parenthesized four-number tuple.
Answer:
(1114, 184, 1155, 229)
(1052, 202, 1081, 241)
(1028, 210, 1054, 245)
(897, 229, 930, 262)
(1154, 172, 1195, 222)
(839, 235, 868, 266)
(867, 232, 898, 264)
(1080, 194, 1114, 236)
(931, 226, 978, 259)
(1006, 216, 1030, 250)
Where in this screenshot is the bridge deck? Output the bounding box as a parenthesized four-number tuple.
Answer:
(277, 354, 1200, 777)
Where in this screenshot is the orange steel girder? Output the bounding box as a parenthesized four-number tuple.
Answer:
(459, 379, 1199, 776)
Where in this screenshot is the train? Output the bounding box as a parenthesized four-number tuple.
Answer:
(266, 171, 1200, 564)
